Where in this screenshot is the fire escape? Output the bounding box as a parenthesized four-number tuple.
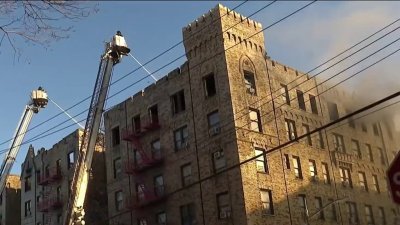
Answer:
(122, 109, 167, 210)
(37, 164, 64, 225)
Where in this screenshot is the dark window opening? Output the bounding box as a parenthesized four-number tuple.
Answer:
(67, 151, 74, 169)
(309, 94, 318, 114)
(297, 90, 306, 111)
(133, 115, 141, 133)
(373, 123, 379, 136)
(281, 84, 290, 105)
(149, 105, 159, 124)
(204, 73, 216, 97)
(171, 90, 186, 115)
(112, 126, 120, 146)
(244, 70, 256, 95)
(327, 102, 339, 121)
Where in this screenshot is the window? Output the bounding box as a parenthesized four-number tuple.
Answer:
(378, 207, 386, 225)
(217, 192, 231, 219)
(302, 124, 312, 146)
(133, 149, 142, 165)
(25, 176, 31, 192)
(280, 84, 290, 105)
(171, 90, 186, 114)
(244, 70, 256, 94)
(181, 164, 192, 187)
(138, 218, 148, 225)
(149, 105, 159, 124)
(315, 197, 324, 220)
(327, 102, 339, 121)
(180, 203, 196, 225)
(56, 186, 61, 201)
(111, 126, 120, 146)
(157, 211, 167, 225)
(361, 123, 367, 132)
(203, 73, 216, 97)
(115, 191, 123, 212)
(328, 198, 337, 221)
(67, 151, 74, 169)
(154, 175, 165, 197)
(255, 148, 268, 173)
(333, 133, 345, 153)
(57, 214, 62, 224)
(260, 189, 274, 215)
(297, 90, 306, 110)
(213, 149, 226, 172)
(113, 157, 122, 179)
(317, 130, 325, 149)
(366, 144, 373, 162)
(133, 115, 141, 133)
(249, 108, 262, 132)
(293, 156, 303, 179)
(136, 184, 145, 202)
(309, 94, 318, 114)
(378, 147, 386, 165)
(174, 126, 188, 150)
(208, 111, 220, 136)
(322, 162, 331, 184)
(309, 160, 317, 181)
(284, 154, 290, 169)
(285, 119, 297, 141)
(347, 202, 359, 224)
(298, 195, 308, 219)
(339, 167, 352, 188)
(24, 200, 31, 217)
(56, 159, 61, 174)
(358, 171, 368, 192)
(372, 175, 380, 193)
(365, 205, 375, 225)
(373, 123, 379, 136)
(151, 139, 161, 159)
(352, 140, 361, 159)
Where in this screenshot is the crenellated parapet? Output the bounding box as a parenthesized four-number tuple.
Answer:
(182, 4, 265, 60)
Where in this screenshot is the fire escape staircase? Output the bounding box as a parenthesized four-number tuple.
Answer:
(122, 118, 167, 209)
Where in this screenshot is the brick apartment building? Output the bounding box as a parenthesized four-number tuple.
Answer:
(0, 175, 21, 225)
(20, 129, 108, 225)
(104, 4, 400, 225)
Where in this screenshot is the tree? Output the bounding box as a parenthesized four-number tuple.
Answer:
(0, 0, 97, 57)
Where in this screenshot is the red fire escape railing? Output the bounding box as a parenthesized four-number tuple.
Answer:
(38, 167, 63, 186)
(125, 185, 167, 209)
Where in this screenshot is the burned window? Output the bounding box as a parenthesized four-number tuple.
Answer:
(244, 70, 256, 94)
(281, 84, 290, 105)
(204, 73, 216, 97)
(111, 126, 120, 146)
(132, 115, 141, 133)
(149, 105, 159, 124)
(171, 90, 186, 115)
(297, 90, 306, 111)
(327, 102, 339, 121)
(309, 94, 318, 114)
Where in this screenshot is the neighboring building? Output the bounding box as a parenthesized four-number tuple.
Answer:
(0, 175, 21, 225)
(20, 129, 108, 225)
(104, 4, 400, 225)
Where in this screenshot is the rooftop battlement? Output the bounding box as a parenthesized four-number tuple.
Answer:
(183, 4, 262, 33)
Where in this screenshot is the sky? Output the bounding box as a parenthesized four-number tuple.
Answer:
(1, 1, 400, 174)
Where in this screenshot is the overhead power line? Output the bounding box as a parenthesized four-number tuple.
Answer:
(0, 1, 271, 148)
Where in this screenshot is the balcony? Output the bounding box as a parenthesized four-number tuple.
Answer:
(37, 196, 63, 212)
(122, 129, 143, 142)
(331, 151, 354, 167)
(38, 167, 62, 185)
(124, 152, 164, 174)
(125, 185, 167, 209)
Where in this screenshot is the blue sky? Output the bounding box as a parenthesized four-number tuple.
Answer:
(1, 1, 400, 174)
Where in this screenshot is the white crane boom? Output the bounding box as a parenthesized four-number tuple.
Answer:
(64, 31, 130, 225)
(0, 87, 48, 194)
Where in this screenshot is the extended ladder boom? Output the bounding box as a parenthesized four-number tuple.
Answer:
(0, 87, 48, 194)
(64, 32, 130, 225)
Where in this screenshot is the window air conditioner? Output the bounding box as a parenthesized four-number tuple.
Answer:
(209, 126, 221, 136)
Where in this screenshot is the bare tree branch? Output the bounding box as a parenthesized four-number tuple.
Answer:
(0, 0, 97, 57)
